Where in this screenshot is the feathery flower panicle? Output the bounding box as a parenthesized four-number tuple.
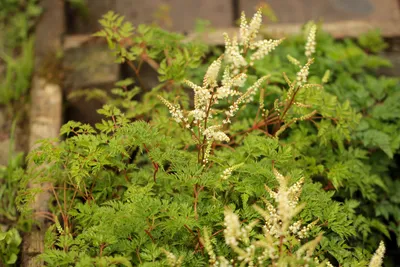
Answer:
(203, 125, 230, 142)
(224, 210, 243, 246)
(248, 9, 262, 37)
(276, 189, 292, 226)
(250, 39, 283, 62)
(220, 163, 243, 180)
(296, 58, 314, 86)
(232, 73, 247, 87)
(224, 33, 247, 69)
(287, 177, 304, 207)
(287, 55, 301, 67)
(217, 257, 232, 267)
(221, 167, 233, 180)
(305, 24, 317, 58)
(240, 9, 262, 47)
(203, 56, 223, 88)
(184, 80, 211, 111)
(223, 76, 269, 124)
(163, 249, 183, 267)
(217, 69, 247, 99)
(222, 66, 247, 86)
(262, 169, 308, 237)
(272, 167, 287, 186)
(239, 11, 250, 46)
(203, 141, 213, 164)
(202, 229, 217, 265)
(369, 241, 385, 267)
(157, 96, 186, 124)
(188, 109, 206, 123)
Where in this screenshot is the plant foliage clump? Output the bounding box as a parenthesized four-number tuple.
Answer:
(16, 9, 396, 267)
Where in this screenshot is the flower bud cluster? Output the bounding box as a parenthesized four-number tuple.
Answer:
(215, 68, 246, 99)
(296, 59, 313, 86)
(263, 203, 282, 238)
(223, 76, 268, 124)
(203, 56, 222, 88)
(203, 125, 230, 142)
(250, 39, 283, 62)
(262, 169, 306, 238)
(289, 219, 316, 240)
(163, 249, 183, 267)
(224, 210, 248, 246)
(203, 141, 213, 165)
(240, 9, 262, 47)
(220, 163, 244, 180)
(221, 167, 232, 180)
(224, 34, 247, 70)
(184, 80, 212, 111)
(237, 244, 256, 266)
(157, 96, 187, 124)
(202, 230, 217, 265)
(369, 241, 385, 267)
(188, 109, 206, 124)
(305, 24, 317, 58)
(287, 177, 304, 207)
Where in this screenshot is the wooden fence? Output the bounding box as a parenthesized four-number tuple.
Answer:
(66, 0, 400, 38)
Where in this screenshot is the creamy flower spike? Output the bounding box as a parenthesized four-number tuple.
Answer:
(216, 69, 246, 99)
(305, 24, 317, 58)
(184, 80, 211, 110)
(369, 241, 385, 267)
(261, 168, 316, 239)
(223, 210, 242, 246)
(250, 39, 283, 62)
(224, 34, 247, 69)
(223, 76, 269, 124)
(157, 96, 186, 124)
(203, 125, 230, 142)
(203, 56, 222, 88)
(239, 9, 262, 47)
(296, 58, 314, 86)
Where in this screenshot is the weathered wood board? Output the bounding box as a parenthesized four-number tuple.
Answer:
(23, 0, 65, 265)
(239, 0, 400, 24)
(116, 0, 233, 32)
(68, 0, 233, 34)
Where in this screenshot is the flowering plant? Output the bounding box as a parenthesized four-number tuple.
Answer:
(17, 9, 389, 267)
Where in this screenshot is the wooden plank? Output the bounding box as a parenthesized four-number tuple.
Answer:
(239, 0, 400, 24)
(65, 17, 400, 50)
(22, 0, 65, 265)
(115, 0, 233, 32)
(68, 0, 233, 34)
(186, 20, 400, 45)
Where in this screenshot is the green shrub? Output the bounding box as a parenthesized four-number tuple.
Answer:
(0, 0, 40, 105)
(18, 10, 392, 266)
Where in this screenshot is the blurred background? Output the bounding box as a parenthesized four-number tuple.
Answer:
(65, 0, 400, 34)
(62, 0, 400, 123)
